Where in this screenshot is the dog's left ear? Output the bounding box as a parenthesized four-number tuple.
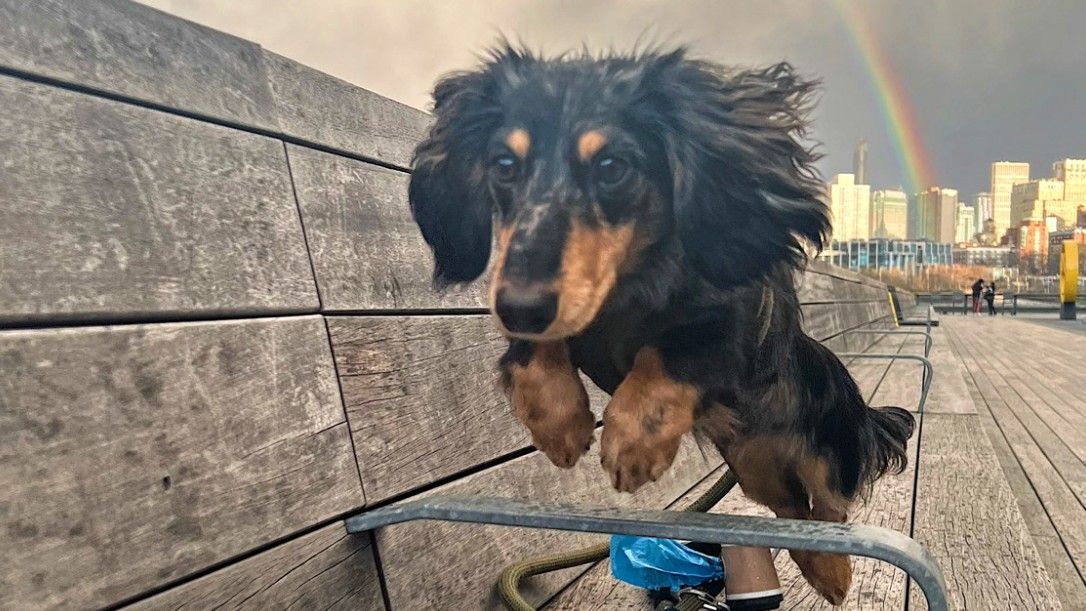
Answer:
(643, 54, 831, 288)
(409, 70, 499, 287)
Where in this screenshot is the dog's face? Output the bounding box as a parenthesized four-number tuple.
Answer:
(409, 46, 830, 340)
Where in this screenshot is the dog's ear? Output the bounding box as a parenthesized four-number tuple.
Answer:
(409, 69, 501, 287)
(642, 54, 831, 288)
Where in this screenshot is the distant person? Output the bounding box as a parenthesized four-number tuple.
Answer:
(985, 281, 997, 316)
(971, 278, 985, 314)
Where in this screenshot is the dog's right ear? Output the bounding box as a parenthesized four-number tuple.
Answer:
(409, 70, 500, 287)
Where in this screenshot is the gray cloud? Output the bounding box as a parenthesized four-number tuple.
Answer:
(141, 0, 1085, 196)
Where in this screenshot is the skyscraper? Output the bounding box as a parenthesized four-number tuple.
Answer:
(990, 162, 1030, 237)
(1011, 179, 1065, 227)
(972, 192, 993, 228)
(828, 173, 871, 241)
(1053, 158, 1086, 209)
(955, 202, 976, 244)
(871, 188, 907, 239)
(853, 139, 868, 185)
(914, 187, 958, 242)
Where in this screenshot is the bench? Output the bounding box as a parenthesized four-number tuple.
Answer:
(2, 3, 1066, 610)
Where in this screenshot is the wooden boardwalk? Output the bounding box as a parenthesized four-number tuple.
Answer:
(549, 315, 1086, 610)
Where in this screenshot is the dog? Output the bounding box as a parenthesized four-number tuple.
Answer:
(407, 45, 915, 605)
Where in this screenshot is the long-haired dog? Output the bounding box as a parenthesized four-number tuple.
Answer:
(407, 45, 915, 605)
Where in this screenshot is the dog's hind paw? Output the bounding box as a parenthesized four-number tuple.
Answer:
(600, 426, 682, 492)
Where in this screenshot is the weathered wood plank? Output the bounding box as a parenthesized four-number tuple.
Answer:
(908, 413, 1061, 610)
(329, 314, 608, 503)
(266, 52, 431, 169)
(0, 0, 278, 130)
(801, 301, 887, 342)
(287, 145, 486, 311)
(129, 523, 384, 611)
(0, 316, 362, 609)
(376, 440, 721, 610)
(0, 74, 317, 325)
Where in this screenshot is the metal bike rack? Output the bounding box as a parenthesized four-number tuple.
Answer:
(345, 353, 943, 609)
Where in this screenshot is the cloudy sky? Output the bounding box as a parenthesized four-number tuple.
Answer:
(140, 0, 1085, 197)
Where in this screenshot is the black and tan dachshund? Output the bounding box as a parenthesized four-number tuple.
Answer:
(407, 45, 914, 605)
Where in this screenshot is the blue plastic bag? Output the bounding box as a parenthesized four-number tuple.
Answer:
(610, 535, 725, 592)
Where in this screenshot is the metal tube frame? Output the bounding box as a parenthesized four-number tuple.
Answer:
(344, 353, 941, 608)
(841, 329, 933, 357)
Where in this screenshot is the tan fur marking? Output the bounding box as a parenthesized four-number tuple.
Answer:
(600, 347, 698, 493)
(548, 220, 635, 338)
(577, 130, 607, 161)
(506, 128, 531, 160)
(505, 342, 594, 468)
(488, 225, 516, 316)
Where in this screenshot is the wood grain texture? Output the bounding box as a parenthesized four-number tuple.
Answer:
(908, 414, 1061, 610)
(329, 314, 608, 503)
(0, 0, 278, 130)
(129, 523, 384, 611)
(0, 74, 317, 325)
(266, 51, 431, 168)
(0, 316, 362, 609)
(376, 439, 721, 611)
(287, 145, 487, 311)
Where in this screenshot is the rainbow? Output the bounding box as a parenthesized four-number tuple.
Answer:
(833, 0, 936, 194)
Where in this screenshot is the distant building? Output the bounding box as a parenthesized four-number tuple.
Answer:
(871, 188, 908, 239)
(955, 202, 975, 244)
(826, 239, 953, 273)
(1017, 218, 1050, 274)
(914, 187, 958, 243)
(953, 245, 1016, 268)
(1052, 158, 1086, 209)
(1046, 228, 1086, 274)
(972, 192, 993, 228)
(853, 139, 868, 186)
(1011, 179, 1067, 227)
(1079, 205, 1086, 228)
(990, 161, 1030, 237)
(828, 173, 871, 241)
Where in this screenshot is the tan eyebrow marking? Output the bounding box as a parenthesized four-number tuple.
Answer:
(506, 129, 531, 160)
(577, 130, 607, 162)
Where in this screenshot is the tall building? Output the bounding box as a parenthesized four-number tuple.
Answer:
(972, 192, 993, 227)
(828, 173, 871, 240)
(1011, 179, 1067, 227)
(853, 139, 868, 185)
(1053, 158, 1086, 209)
(914, 187, 958, 242)
(956, 202, 976, 244)
(990, 162, 1030, 236)
(871, 188, 908, 239)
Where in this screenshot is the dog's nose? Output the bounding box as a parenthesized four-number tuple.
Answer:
(495, 285, 558, 335)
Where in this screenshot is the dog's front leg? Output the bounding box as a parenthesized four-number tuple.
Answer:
(601, 346, 698, 492)
(500, 340, 595, 468)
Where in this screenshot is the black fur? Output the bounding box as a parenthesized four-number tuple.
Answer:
(409, 43, 914, 513)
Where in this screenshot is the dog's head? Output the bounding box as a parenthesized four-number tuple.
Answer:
(409, 45, 829, 340)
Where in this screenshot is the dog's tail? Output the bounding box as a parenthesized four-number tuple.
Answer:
(858, 405, 915, 486)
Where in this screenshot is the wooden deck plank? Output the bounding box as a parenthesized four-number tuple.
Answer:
(907, 413, 1061, 610)
(265, 51, 430, 168)
(0, 316, 362, 609)
(0, 0, 278, 131)
(376, 439, 721, 611)
(128, 524, 385, 610)
(944, 322, 1086, 584)
(949, 339, 1086, 611)
(0, 74, 317, 325)
(286, 145, 487, 311)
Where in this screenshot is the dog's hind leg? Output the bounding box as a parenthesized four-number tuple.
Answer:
(500, 340, 595, 468)
(725, 436, 853, 606)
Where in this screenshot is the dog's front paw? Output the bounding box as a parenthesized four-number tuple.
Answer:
(527, 405, 595, 468)
(598, 347, 698, 493)
(600, 418, 682, 492)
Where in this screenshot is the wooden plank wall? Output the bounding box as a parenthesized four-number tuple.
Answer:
(0, 2, 900, 609)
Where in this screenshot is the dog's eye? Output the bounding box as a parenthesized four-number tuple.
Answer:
(490, 154, 519, 184)
(593, 156, 630, 188)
